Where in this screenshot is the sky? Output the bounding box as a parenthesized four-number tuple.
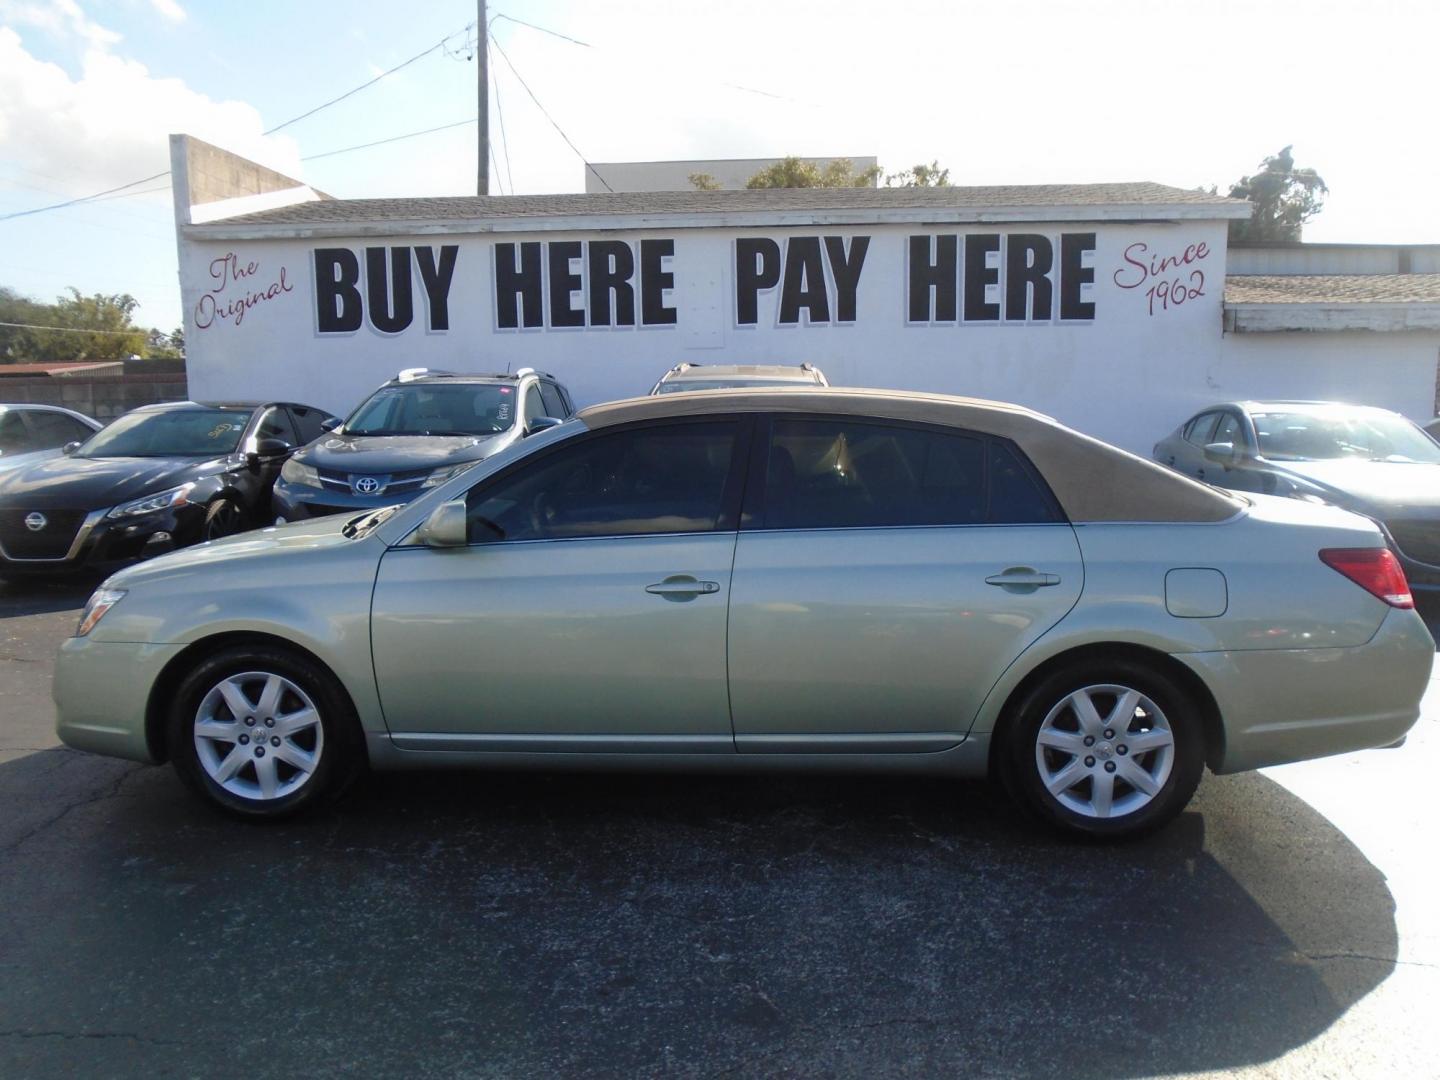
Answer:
(1, 0, 1437, 332)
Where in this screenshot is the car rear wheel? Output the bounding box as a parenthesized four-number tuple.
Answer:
(203, 497, 245, 542)
(1002, 659, 1205, 839)
(166, 645, 362, 819)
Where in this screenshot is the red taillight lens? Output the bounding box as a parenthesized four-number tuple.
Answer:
(1319, 547, 1414, 608)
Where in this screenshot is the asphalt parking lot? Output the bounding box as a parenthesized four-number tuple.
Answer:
(2, 578, 1438, 1078)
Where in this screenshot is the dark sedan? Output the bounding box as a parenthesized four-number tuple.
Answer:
(0, 400, 333, 577)
(1155, 400, 1440, 590)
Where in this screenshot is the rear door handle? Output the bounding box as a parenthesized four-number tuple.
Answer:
(985, 567, 1061, 590)
(645, 576, 720, 599)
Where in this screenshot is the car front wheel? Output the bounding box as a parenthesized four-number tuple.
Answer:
(1003, 660, 1205, 839)
(166, 645, 361, 818)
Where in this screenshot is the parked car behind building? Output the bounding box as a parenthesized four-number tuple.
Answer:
(0, 399, 332, 577)
(272, 368, 574, 522)
(1154, 400, 1440, 592)
(56, 389, 1432, 838)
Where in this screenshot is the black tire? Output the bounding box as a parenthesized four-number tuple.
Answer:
(1000, 658, 1205, 840)
(166, 644, 364, 820)
(202, 496, 246, 542)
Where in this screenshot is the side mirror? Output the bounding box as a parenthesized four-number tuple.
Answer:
(62, 441, 82, 455)
(1202, 441, 1243, 467)
(524, 416, 564, 437)
(418, 499, 469, 547)
(320, 417, 342, 433)
(247, 436, 292, 470)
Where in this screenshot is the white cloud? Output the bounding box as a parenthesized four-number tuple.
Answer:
(0, 0, 119, 47)
(147, 0, 185, 22)
(0, 25, 303, 202)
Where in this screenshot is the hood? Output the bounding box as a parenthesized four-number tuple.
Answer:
(0, 452, 232, 510)
(0, 447, 63, 474)
(295, 432, 510, 473)
(106, 512, 362, 588)
(1274, 459, 1440, 515)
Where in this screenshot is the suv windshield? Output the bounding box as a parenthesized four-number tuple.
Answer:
(345, 384, 518, 436)
(78, 408, 249, 458)
(1252, 410, 1440, 464)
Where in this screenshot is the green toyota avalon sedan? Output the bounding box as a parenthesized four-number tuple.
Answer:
(54, 388, 1434, 837)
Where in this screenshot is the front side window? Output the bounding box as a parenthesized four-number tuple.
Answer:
(78, 408, 250, 458)
(1212, 413, 1244, 447)
(255, 407, 298, 446)
(1184, 413, 1220, 446)
(758, 418, 1061, 529)
(523, 385, 547, 425)
(345, 384, 518, 437)
(466, 422, 738, 542)
(288, 406, 330, 444)
(25, 410, 93, 448)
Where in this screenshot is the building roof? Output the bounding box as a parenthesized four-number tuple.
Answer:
(579, 387, 1239, 524)
(0, 361, 125, 377)
(192, 182, 1252, 239)
(1223, 274, 1440, 333)
(1224, 274, 1440, 305)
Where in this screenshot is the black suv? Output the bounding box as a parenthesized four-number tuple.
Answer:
(272, 368, 575, 521)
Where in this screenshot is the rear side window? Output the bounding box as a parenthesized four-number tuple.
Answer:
(467, 422, 738, 542)
(538, 381, 565, 418)
(757, 418, 1062, 529)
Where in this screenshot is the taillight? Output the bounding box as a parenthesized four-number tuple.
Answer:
(1319, 547, 1414, 608)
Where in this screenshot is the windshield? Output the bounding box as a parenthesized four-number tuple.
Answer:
(1252, 410, 1440, 464)
(78, 408, 249, 458)
(345, 383, 517, 436)
(657, 378, 814, 394)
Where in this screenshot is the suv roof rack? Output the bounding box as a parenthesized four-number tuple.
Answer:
(394, 367, 460, 382)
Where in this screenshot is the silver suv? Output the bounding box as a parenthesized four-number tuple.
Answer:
(272, 367, 574, 521)
(650, 362, 828, 395)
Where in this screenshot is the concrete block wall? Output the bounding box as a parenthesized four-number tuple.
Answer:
(0, 374, 189, 421)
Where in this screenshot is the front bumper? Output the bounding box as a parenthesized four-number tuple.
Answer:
(1178, 605, 1435, 773)
(0, 504, 204, 576)
(54, 637, 187, 763)
(271, 479, 418, 522)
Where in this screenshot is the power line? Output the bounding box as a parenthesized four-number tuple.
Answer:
(489, 35, 613, 193)
(0, 21, 475, 224)
(301, 117, 477, 163)
(0, 170, 171, 223)
(490, 12, 592, 48)
(490, 43, 515, 196)
(264, 20, 474, 135)
(0, 321, 147, 336)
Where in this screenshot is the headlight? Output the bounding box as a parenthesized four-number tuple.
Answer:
(107, 484, 194, 519)
(281, 457, 320, 487)
(76, 587, 126, 637)
(421, 462, 474, 489)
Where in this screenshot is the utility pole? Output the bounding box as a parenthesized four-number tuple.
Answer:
(477, 0, 488, 196)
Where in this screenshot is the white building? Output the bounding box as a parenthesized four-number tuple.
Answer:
(170, 135, 1440, 454)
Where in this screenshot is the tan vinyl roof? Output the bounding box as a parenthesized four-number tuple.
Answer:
(579, 388, 1241, 524)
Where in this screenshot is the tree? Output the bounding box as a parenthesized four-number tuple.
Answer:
(0, 285, 148, 363)
(1226, 146, 1328, 242)
(885, 160, 951, 188)
(743, 156, 882, 189)
(688, 172, 721, 191)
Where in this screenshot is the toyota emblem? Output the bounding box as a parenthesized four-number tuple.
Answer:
(352, 476, 380, 495)
(24, 512, 47, 532)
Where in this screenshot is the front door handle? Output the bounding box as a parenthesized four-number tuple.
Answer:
(645, 575, 720, 600)
(985, 567, 1061, 590)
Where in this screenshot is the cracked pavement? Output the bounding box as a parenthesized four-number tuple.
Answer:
(1, 577, 1438, 1077)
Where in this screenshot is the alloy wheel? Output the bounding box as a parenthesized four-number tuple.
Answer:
(1033, 683, 1175, 819)
(193, 671, 325, 800)
(205, 500, 243, 541)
